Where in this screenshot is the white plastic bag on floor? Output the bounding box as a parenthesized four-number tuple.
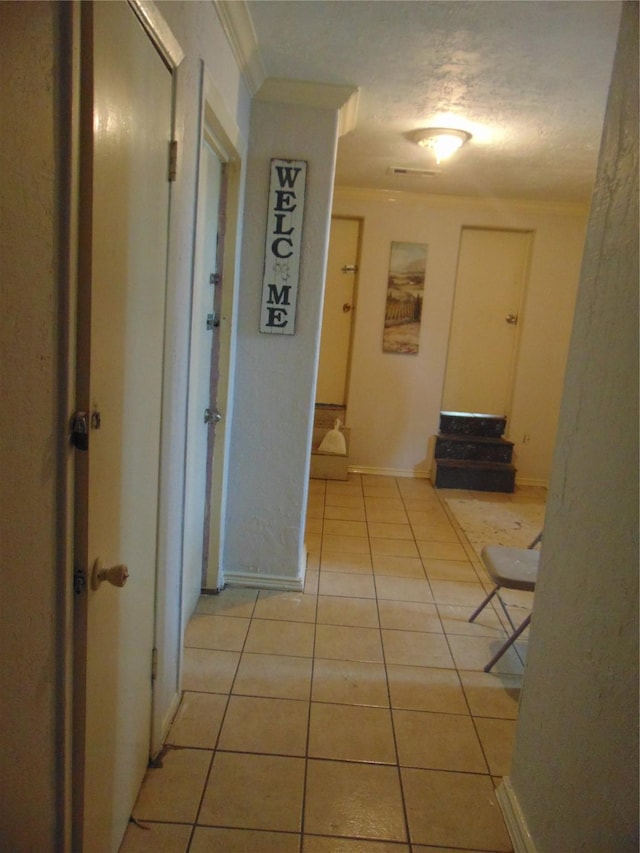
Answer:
(318, 419, 347, 455)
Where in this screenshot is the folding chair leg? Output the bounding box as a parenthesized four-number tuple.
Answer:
(469, 586, 499, 623)
(484, 613, 532, 673)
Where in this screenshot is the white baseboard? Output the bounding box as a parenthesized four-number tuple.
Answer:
(348, 465, 549, 489)
(347, 465, 548, 489)
(348, 465, 431, 479)
(223, 570, 304, 592)
(496, 777, 537, 853)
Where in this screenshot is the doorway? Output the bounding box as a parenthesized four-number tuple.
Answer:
(442, 227, 532, 421)
(183, 133, 226, 616)
(184, 68, 245, 608)
(315, 217, 361, 407)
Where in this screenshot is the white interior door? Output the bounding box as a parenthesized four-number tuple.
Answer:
(184, 138, 223, 615)
(442, 228, 532, 418)
(316, 217, 360, 406)
(73, 3, 172, 850)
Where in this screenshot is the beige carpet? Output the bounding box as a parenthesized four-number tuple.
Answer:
(445, 497, 546, 557)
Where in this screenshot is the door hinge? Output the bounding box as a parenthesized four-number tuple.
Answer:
(168, 140, 178, 182)
(151, 647, 158, 682)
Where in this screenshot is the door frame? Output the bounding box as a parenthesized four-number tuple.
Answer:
(183, 134, 225, 615)
(182, 73, 235, 621)
(316, 215, 363, 409)
(191, 64, 247, 598)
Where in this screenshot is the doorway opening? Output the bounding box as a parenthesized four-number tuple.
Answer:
(183, 69, 244, 617)
(183, 134, 226, 615)
(315, 216, 362, 430)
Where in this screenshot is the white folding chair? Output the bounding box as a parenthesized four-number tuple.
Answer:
(469, 533, 542, 672)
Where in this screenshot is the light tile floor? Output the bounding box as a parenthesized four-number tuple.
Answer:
(122, 475, 546, 852)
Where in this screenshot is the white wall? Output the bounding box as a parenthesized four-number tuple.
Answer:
(154, 2, 251, 719)
(223, 97, 339, 587)
(331, 189, 587, 484)
(505, 4, 638, 848)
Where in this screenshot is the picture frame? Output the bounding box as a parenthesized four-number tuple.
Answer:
(382, 241, 427, 354)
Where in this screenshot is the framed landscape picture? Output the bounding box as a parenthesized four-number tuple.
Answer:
(382, 241, 427, 354)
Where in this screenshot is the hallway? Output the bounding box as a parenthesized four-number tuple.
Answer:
(122, 475, 545, 852)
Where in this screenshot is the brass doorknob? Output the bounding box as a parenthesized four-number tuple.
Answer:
(91, 558, 129, 590)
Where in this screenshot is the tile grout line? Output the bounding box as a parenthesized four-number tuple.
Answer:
(374, 475, 424, 850)
(139, 475, 532, 850)
(400, 480, 500, 786)
(300, 478, 326, 850)
(187, 589, 260, 844)
(434, 484, 529, 786)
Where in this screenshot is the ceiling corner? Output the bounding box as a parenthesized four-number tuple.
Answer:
(338, 89, 360, 137)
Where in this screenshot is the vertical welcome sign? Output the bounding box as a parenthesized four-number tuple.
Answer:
(259, 158, 307, 335)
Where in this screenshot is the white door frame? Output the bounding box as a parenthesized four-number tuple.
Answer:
(189, 62, 247, 597)
(316, 215, 362, 407)
(182, 114, 227, 620)
(127, 0, 187, 767)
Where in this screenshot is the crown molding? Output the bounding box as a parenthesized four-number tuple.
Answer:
(213, 1, 359, 135)
(332, 185, 590, 215)
(213, 0, 266, 96)
(256, 79, 359, 136)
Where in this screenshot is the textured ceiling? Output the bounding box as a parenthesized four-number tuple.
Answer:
(246, 0, 622, 203)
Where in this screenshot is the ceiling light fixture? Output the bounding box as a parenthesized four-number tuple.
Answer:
(412, 127, 472, 164)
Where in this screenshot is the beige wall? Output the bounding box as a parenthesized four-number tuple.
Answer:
(0, 2, 67, 846)
(332, 188, 587, 484)
(505, 4, 639, 848)
(1, 1, 632, 849)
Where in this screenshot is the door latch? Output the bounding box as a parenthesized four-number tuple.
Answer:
(70, 412, 89, 451)
(73, 567, 87, 595)
(70, 409, 101, 451)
